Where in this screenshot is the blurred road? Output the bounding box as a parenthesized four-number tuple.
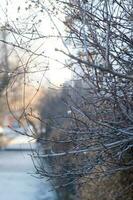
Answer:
(0, 137, 57, 200)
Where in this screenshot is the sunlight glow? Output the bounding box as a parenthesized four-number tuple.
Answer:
(0, 0, 71, 86)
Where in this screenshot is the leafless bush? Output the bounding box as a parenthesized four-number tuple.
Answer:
(32, 0, 133, 199)
(0, 0, 132, 199)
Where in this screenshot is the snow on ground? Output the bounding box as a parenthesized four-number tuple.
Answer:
(0, 138, 57, 200)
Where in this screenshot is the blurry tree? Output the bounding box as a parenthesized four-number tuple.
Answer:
(0, 29, 10, 95)
(0, 28, 11, 124)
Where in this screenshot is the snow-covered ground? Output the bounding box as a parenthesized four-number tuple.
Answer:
(0, 139, 57, 200)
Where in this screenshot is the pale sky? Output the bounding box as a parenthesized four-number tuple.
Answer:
(0, 0, 71, 86)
